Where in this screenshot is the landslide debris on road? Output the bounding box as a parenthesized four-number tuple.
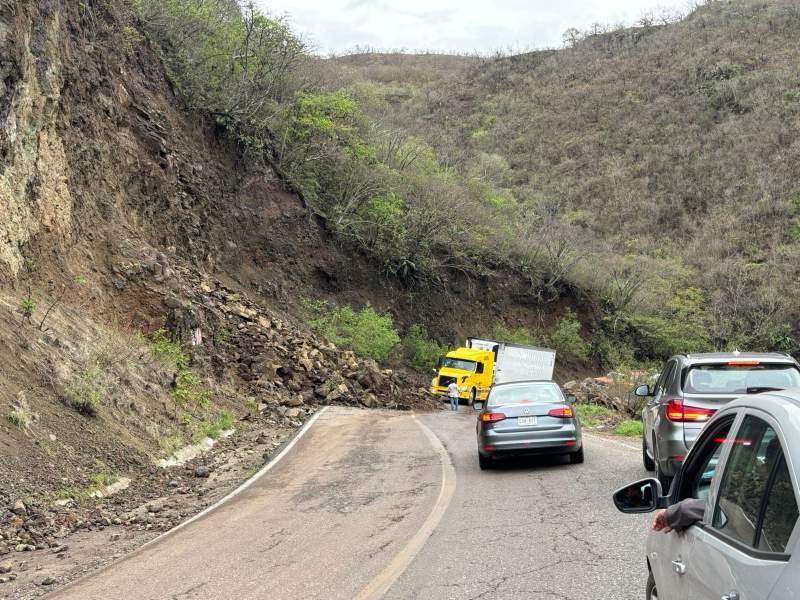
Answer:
(0, 263, 439, 597)
(0, 1, 436, 596)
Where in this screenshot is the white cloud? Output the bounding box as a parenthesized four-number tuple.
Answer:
(257, 0, 692, 54)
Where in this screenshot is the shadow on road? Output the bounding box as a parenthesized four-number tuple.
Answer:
(481, 453, 574, 472)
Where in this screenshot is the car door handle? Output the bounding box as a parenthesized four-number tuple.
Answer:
(671, 559, 687, 575)
(721, 593, 740, 600)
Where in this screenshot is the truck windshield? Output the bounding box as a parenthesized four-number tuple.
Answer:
(440, 358, 476, 372)
(488, 382, 563, 406)
(683, 364, 800, 394)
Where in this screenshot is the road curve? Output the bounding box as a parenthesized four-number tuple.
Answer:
(51, 407, 652, 600)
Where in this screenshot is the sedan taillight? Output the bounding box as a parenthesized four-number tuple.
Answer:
(666, 399, 715, 422)
(548, 406, 574, 418)
(480, 412, 506, 422)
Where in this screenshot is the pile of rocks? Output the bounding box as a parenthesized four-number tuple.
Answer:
(563, 378, 642, 418)
(150, 264, 437, 413)
(106, 242, 440, 412)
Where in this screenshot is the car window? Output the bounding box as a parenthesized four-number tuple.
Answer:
(653, 363, 668, 394)
(487, 383, 563, 407)
(677, 418, 733, 502)
(757, 454, 798, 553)
(712, 416, 787, 549)
(683, 363, 800, 395)
(657, 361, 675, 396)
(440, 358, 476, 371)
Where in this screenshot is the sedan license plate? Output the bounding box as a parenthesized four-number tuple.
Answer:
(517, 416, 537, 427)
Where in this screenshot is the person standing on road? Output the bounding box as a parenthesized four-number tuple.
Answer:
(447, 380, 464, 411)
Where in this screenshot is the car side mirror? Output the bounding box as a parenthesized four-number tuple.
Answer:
(612, 478, 668, 514)
(566, 393, 577, 404)
(473, 401, 484, 411)
(634, 384, 652, 397)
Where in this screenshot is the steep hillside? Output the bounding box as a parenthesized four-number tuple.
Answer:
(327, 0, 800, 360)
(0, 2, 446, 595)
(0, 1, 602, 593)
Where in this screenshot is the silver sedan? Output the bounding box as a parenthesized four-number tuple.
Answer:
(614, 390, 800, 600)
(475, 380, 583, 470)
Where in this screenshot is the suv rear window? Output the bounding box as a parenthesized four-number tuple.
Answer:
(683, 363, 800, 395)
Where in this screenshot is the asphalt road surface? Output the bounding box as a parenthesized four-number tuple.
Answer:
(51, 406, 652, 600)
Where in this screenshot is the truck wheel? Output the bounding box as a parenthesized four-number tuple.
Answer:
(643, 435, 655, 471)
(468, 389, 476, 406)
(478, 453, 493, 470)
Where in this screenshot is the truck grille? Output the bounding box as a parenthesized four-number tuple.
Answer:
(438, 375, 456, 387)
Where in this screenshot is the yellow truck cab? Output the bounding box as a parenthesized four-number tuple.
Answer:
(430, 348, 495, 406)
(431, 338, 556, 406)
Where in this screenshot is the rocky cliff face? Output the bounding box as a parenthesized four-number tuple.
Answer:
(0, 1, 72, 278)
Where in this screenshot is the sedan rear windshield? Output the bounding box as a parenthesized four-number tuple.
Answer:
(683, 363, 800, 395)
(488, 382, 563, 406)
(440, 357, 476, 372)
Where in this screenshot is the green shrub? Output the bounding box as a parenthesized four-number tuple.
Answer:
(614, 311, 711, 360)
(7, 407, 32, 429)
(402, 325, 446, 372)
(64, 364, 104, 416)
(150, 329, 209, 406)
(549, 309, 589, 361)
(306, 300, 400, 361)
(19, 298, 35, 320)
(198, 410, 236, 440)
(491, 323, 542, 346)
(53, 473, 118, 502)
(614, 419, 644, 437)
(574, 404, 613, 428)
(150, 329, 187, 367)
(159, 430, 185, 456)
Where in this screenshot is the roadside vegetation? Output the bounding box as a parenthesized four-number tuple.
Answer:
(149, 329, 237, 450)
(131, 0, 800, 367)
(7, 406, 33, 429)
(574, 404, 644, 437)
(303, 300, 445, 370)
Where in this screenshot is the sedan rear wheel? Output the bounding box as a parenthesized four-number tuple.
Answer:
(478, 453, 492, 470)
(569, 446, 584, 464)
(646, 571, 657, 600)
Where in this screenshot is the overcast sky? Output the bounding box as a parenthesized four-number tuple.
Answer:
(256, 0, 692, 55)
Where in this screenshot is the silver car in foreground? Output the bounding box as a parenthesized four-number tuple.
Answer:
(475, 380, 583, 470)
(614, 390, 800, 600)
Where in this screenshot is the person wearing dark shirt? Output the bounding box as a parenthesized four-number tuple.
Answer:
(652, 498, 706, 533)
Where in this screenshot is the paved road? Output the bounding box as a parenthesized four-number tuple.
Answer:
(52, 407, 652, 600)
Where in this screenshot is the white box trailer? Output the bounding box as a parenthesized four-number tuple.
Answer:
(466, 338, 556, 384)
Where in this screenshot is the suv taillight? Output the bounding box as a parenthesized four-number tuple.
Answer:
(666, 399, 715, 422)
(480, 412, 506, 423)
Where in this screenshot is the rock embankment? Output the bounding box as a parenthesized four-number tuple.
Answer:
(564, 377, 644, 418)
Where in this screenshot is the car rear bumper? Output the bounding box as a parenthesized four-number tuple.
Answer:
(478, 427, 581, 457)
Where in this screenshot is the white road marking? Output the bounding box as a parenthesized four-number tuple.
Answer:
(353, 415, 457, 600)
